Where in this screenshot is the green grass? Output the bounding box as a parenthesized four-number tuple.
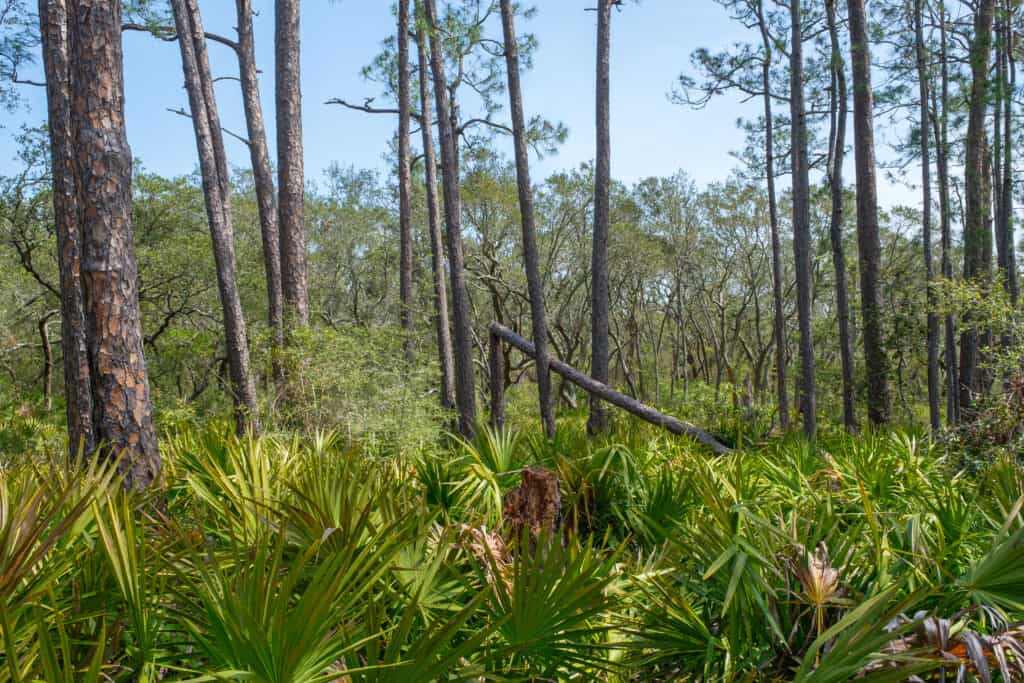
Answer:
(1, 416, 1023, 681)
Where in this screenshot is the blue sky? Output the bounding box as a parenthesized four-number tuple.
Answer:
(2, 0, 916, 203)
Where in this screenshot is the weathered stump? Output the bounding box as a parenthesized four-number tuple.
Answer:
(502, 466, 562, 545)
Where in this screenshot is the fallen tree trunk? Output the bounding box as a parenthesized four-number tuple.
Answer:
(489, 322, 732, 455)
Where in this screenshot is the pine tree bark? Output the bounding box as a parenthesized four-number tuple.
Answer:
(423, 0, 477, 438)
(414, 2, 456, 410)
(933, 0, 959, 424)
(825, 0, 857, 433)
(997, 3, 1018, 307)
(915, 0, 941, 430)
(170, 0, 259, 434)
(500, 0, 555, 439)
(397, 0, 415, 362)
(789, 0, 816, 438)
(754, 0, 790, 432)
(38, 0, 94, 456)
(960, 0, 995, 414)
(68, 0, 160, 487)
(588, 0, 613, 436)
(848, 0, 892, 426)
(236, 0, 284, 380)
(276, 0, 308, 325)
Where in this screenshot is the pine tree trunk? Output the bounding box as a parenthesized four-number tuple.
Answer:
(423, 0, 477, 438)
(414, 3, 456, 410)
(933, 0, 959, 424)
(276, 0, 309, 325)
(789, 0, 816, 438)
(848, 0, 892, 426)
(960, 0, 995, 414)
(236, 0, 284, 383)
(69, 0, 160, 487)
(397, 0, 415, 362)
(1003, 3, 1018, 306)
(38, 0, 94, 456)
(755, 0, 790, 432)
(588, 0, 612, 436)
(825, 0, 857, 433)
(171, 0, 259, 434)
(915, 0, 941, 430)
(500, 0, 555, 439)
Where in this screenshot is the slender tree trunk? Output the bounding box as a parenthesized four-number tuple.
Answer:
(397, 0, 415, 362)
(423, 0, 477, 438)
(415, 2, 456, 410)
(588, 0, 613, 435)
(39, 314, 54, 411)
(789, 0, 816, 438)
(848, 0, 892, 426)
(500, 0, 555, 439)
(933, 0, 959, 423)
(960, 0, 995, 414)
(915, 0, 941, 430)
(755, 0, 790, 432)
(170, 0, 259, 434)
(825, 0, 857, 433)
(69, 0, 160, 487)
(1003, 2, 1018, 306)
(998, 2, 1018, 307)
(38, 0, 94, 456)
(235, 0, 284, 383)
(276, 0, 308, 325)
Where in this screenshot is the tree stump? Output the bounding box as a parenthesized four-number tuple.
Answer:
(502, 466, 562, 546)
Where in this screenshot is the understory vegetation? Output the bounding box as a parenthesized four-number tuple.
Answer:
(3, 405, 1024, 681)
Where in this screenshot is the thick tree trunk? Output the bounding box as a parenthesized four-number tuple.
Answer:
(423, 0, 477, 438)
(275, 0, 309, 325)
(69, 0, 160, 487)
(235, 0, 284, 382)
(500, 0, 555, 439)
(588, 0, 612, 436)
(848, 0, 892, 426)
(960, 0, 995, 414)
(414, 5, 456, 410)
(825, 0, 857, 433)
(915, 0, 941, 430)
(38, 0, 94, 456)
(171, 0, 259, 434)
(397, 0, 415, 362)
(789, 0, 816, 438)
(755, 0, 790, 432)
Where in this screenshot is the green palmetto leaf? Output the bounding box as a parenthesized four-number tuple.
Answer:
(480, 534, 623, 678)
(961, 523, 1024, 613)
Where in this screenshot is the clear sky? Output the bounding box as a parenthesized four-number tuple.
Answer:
(1, 0, 916, 204)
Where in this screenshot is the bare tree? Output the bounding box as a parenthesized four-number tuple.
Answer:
(913, 0, 940, 430)
(170, 0, 259, 434)
(236, 0, 284, 383)
(276, 0, 309, 325)
(588, 0, 615, 435)
(499, 0, 556, 438)
(848, 0, 892, 426)
(825, 0, 857, 433)
(789, 0, 816, 437)
(423, 0, 477, 437)
(398, 0, 415, 361)
(415, 1, 456, 409)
